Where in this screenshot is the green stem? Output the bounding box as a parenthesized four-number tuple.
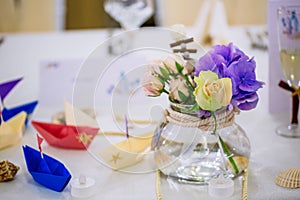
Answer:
(211, 112, 239, 174)
(211, 111, 217, 134)
(179, 72, 195, 89)
(219, 136, 239, 174)
(161, 88, 169, 95)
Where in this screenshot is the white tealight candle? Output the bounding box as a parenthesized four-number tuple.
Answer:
(208, 174, 234, 198)
(71, 174, 96, 198)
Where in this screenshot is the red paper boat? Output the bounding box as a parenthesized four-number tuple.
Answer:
(31, 121, 99, 149)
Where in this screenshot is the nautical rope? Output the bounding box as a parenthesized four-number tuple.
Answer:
(165, 107, 238, 131)
(242, 169, 249, 200)
(156, 170, 163, 200)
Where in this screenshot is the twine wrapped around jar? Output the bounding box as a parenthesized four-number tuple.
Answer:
(165, 106, 240, 131)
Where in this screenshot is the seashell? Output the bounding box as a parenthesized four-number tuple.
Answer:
(0, 160, 20, 182)
(275, 168, 300, 189)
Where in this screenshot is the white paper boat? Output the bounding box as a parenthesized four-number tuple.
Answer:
(64, 100, 98, 128)
(99, 132, 152, 170)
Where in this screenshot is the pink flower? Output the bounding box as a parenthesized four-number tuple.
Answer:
(163, 55, 186, 73)
(142, 68, 164, 97)
(169, 76, 190, 102)
(148, 60, 169, 78)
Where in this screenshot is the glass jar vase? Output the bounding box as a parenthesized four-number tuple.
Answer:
(151, 104, 250, 184)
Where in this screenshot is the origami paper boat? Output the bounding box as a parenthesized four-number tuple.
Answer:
(2, 100, 38, 126)
(63, 100, 98, 128)
(0, 111, 26, 150)
(22, 145, 71, 192)
(32, 101, 99, 149)
(99, 132, 152, 170)
(0, 77, 23, 102)
(32, 121, 99, 149)
(0, 77, 38, 127)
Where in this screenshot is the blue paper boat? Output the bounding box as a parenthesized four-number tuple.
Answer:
(2, 100, 38, 126)
(22, 145, 72, 192)
(0, 77, 38, 127)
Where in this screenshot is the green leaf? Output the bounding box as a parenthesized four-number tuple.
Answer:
(187, 103, 200, 112)
(175, 61, 184, 73)
(178, 91, 188, 101)
(157, 75, 166, 86)
(159, 67, 170, 80)
(163, 62, 172, 74)
(185, 96, 197, 105)
(219, 136, 239, 174)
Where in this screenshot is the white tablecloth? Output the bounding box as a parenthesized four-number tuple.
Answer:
(0, 26, 300, 200)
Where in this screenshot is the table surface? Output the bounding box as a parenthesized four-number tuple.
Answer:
(0, 26, 300, 200)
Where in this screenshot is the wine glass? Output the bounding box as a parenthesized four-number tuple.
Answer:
(103, 0, 154, 55)
(276, 5, 300, 137)
(104, 0, 154, 30)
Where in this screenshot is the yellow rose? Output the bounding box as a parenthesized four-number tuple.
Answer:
(193, 71, 232, 111)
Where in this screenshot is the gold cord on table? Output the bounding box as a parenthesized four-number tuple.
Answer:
(97, 131, 127, 137)
(97, 131, 153, 139)
(114, 115, 158, 125)
(156, 170, 162, 200)
(242, 169, 249, 200)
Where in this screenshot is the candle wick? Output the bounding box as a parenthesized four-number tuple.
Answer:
(79, 174, 86, 184)
(216, 174, 226, 184)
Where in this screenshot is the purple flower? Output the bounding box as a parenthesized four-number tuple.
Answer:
(231, 92, 259, 111)
(225, 58, 263, 110)
(196, 110, 211, 118)
(195, 43, 249, 78)
(195, 43, 264, 110)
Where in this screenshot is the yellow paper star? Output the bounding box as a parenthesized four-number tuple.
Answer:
(76, 132, 92, 146)
(110, 153, 122, 164)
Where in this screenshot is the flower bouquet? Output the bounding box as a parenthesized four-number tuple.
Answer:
(143, 43, 264, 183)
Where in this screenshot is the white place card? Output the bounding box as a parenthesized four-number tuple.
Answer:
(39, 59, 83, 106)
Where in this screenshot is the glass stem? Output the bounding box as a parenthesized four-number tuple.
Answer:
(278, 80, 299, 125)
(291, 95, 299, 124)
